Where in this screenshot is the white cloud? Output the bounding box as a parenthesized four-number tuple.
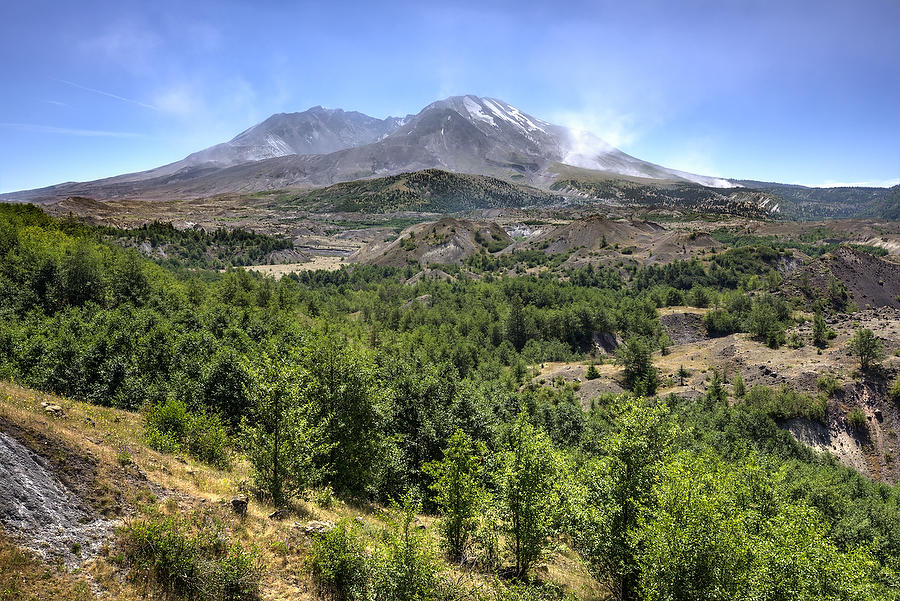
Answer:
(549, 108, 641, 149)
(0, 123, 142, 137)
(806, 178, 900, 188)
(653, 136, 728, 178)
(78, 22, 161, 74)
(152, 86, 202, 117)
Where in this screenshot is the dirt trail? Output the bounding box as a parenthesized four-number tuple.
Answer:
(0, 430, 112, 567)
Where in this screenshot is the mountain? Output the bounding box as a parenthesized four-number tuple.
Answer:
(178, 107, 407, 168)
(0, 95, 737, 204)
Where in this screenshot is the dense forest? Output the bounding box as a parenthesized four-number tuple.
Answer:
(1, 203, 898, 600)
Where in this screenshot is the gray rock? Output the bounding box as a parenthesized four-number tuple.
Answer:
(231, 496, 248, 517)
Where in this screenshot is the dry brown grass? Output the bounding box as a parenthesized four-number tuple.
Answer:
(0, 379, 609, 600)
(0, 532, 95, 601)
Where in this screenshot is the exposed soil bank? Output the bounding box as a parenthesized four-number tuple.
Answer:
(0, 430, 111, 567)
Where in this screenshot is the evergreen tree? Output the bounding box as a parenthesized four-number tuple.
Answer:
(812, 310, 828, 348)
(615, 337, 658, 395)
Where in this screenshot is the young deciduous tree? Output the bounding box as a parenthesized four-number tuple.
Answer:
(305, 336, 381, 496)
(498, 414, 559, 577)
(423, 429, 486, 561)
(241, 351, 328, 507)
(573, 398, 674, 601)
(849, 328, 884, 371)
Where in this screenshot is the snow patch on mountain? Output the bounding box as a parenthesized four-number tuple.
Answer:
(464, 96, 497, 127)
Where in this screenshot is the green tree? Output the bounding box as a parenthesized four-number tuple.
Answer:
(636, 452, 749, 601)
(812, 310, 828, 348)
(241, 351, 327, 507)
(423, 429, 486, 561)
(573, 398, 673, 601)
(59, 239, 105, 306)
(748, 297, 786, 349)
(305, 336, 381, 496)
(585, 363, 600, 380)
(498, 414, 560, 577)
(615, 337, 658, 395)
(113, 249, 149, 304)
(849, 328, 884, 371)
(732, 372, 745, 398)
(202, 346, 251, 427)
(706, 367, 726, 404)
(505, 295, 528, 351)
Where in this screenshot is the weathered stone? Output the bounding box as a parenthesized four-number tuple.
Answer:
(231, 496, 248, 517)
(298, 519, 335, 534)
(269, 508, 289, 520)
(43, 404, 63, 417)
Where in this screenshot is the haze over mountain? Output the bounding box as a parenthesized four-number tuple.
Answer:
(0, 95, 735, 204)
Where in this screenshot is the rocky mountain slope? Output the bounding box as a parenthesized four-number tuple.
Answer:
(784, 245, 900, 310)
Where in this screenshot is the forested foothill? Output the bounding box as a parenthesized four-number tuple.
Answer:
(1, 202, 899, 601)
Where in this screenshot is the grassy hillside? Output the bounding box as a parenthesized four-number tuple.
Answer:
(272, 169, 563, 213)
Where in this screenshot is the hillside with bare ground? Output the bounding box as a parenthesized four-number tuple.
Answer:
(785, 246, 900, 310)
(350, 217, 512, 266)
(533, 306, 900, 483)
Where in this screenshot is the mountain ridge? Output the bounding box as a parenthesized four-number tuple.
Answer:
(0, 95, 739, 204)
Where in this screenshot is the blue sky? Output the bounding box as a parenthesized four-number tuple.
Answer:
(1, 0, 898, 193)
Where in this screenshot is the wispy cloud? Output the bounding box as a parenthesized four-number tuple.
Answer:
(0, 123, 142, 138)
(56, 79, 159, 111)
(549, 108, 642, 150)
(809, 178, 900, 188)
(42, 99, 67, 107)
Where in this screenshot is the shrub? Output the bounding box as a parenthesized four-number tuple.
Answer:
(847, 408, 867, 431)
(732, 372, 745, 398)
(890, 376, 900, 403)
(849, 329, 884, 371)
(184, 410, 230, 469)
(118, 509, 261, 601)
(145, 397, 189, 442)
(145, 398, 230, 469)
(742, 385, 824, 423)
(817, 374, 841, 397)
(309, 520, 371, 601)
(704, 309, 739, 337)
(585, 364, 600, 380)
(372, 497, 443, 601)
